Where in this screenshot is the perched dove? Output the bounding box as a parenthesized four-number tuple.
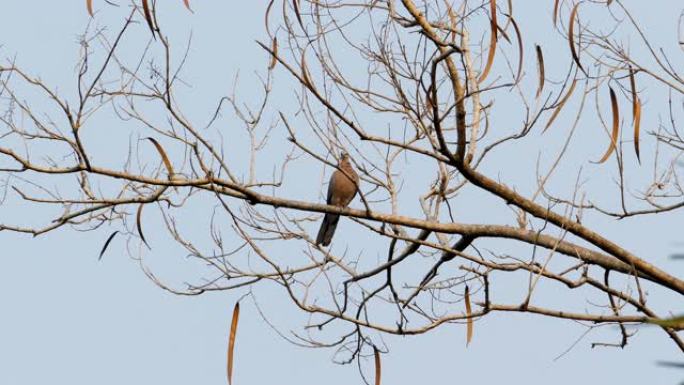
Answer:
(315, 153, 359, 246)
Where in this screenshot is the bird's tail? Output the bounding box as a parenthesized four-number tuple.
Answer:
(315, 213, 340, 246)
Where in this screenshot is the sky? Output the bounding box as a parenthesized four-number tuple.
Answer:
(0, 1, 683, 385)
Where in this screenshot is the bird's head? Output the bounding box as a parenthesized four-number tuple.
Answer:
(338, 151, 357, 176)
(339, 152, 352, 167)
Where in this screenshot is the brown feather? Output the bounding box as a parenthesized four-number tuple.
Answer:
(315, 154, 358, 246)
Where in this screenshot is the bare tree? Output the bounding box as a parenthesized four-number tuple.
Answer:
(1, 0, 683, 374)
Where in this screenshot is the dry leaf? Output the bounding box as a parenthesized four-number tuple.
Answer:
(86, 0, 94, 17)
(136, 203, 150, 248)
(374, 346, 381, 385)
(182, 0, 192, 12)
(269, 37, 278, 70)
(478, 0, 498, 83)
(629, 67, 641, 163)
(146, 137, 175, 178)
(465, 285, 473, 346)
(595, 86, 620, 163)
(227, 302, 240, 385)
(98, 231, 119, 260)
(568, 3, 585, 74)
(142, 0, 156, 39)
(535, 45, 545, 99)
(544, 78, 577, 132)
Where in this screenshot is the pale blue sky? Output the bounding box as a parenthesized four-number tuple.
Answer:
(0, 1, 682, 384)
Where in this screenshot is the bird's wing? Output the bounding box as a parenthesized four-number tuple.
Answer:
(326, 170, 338, 204)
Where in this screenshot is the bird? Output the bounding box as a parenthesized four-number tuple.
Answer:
(315, 152, 359, 246)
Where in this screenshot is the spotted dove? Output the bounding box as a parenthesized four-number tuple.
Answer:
(315, 153, 359, 246)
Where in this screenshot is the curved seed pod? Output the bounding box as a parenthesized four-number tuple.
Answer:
(374, 346, 381, 385)
(535, 45, 545, 98)
(146, 137, 175, 178)
(265, 0, 276, 37)
(142, 0, 156, 39)
(495, 24, 511, 43)
(98, 231, 119, 260)
(301, 49, 312, 86)
(633, 98, 642, 163)
(629, 67, 641, 163)
(293, 0, 304, 29)
(136, 203, 150, 248)
(269, 37, 278, 70)
(86, 0, 94, 16)
(478, 0, 498, 83)
(595, 87, 620, 164)
(568, 3, 585, 74)
(503, 0, 513, 30)
(543, 78, 577, 132)
(507, 15, 523, 84)
(553, 0, 560, 27)
(227, 302, 240, 385)
(465, 285, 473, 346)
